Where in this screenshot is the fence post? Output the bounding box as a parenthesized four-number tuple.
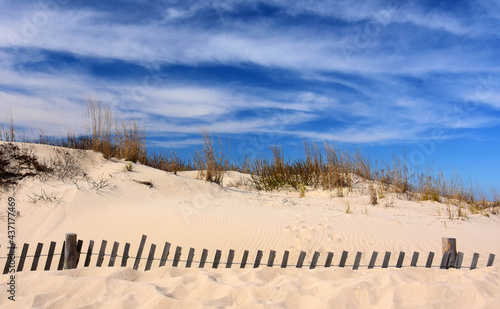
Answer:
(64, 233, 78, 269)
(442, 237, 457, 269)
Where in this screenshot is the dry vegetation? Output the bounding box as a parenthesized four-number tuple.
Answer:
(1, 99, 499, 217)
(193, 131, 228, 185)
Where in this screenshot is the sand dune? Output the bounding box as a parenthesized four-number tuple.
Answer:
(0, 142, 499, 308)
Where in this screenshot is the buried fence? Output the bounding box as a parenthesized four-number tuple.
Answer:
(1, 234, 496, 274)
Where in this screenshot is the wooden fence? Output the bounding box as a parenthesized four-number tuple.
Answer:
(1, 234, 496, 274)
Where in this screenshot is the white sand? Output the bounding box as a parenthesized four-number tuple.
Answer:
(0, 142, 499, 308)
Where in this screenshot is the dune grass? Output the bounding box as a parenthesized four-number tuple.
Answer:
(193, 130, 228, 185)
(1, 99, 499, 216)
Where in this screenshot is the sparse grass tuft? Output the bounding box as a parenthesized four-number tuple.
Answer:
(134, 179, 154, 188)
(345, 200, 351, 214)
(125, 162, 133, 172)
(369, 184, 377, 205)
(194, 131, 227, 185)
(299, 183, 306, 198)
(27, 189, 60, 204)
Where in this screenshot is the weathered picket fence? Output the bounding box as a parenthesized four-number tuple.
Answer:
(1, 234, 496, 274)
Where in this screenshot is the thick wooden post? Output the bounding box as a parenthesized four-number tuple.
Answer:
(442, 237, 457, 268)
(64, 233, 78, 269)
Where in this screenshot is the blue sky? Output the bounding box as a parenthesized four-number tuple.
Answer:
(0, 0, 499, 191)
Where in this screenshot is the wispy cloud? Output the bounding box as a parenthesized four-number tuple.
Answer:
(0, 0, 499, 148)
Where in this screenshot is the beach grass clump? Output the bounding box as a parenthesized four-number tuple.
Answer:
(193, 131, 227, 185)
(250, 142, 368, 193)
(145, 150, 192, 175)
(86, 99, 146, 162)
(369, 184, 378, 205)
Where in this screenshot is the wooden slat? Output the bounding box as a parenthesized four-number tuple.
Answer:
(254, 250, 263, 268)
(133, 235, 147, 271)
(440, 251, 450, 269)
(339, 251, 348, 268)
(296, 251, 306, 268)
(121, 243, 130, 267)
(199, 249, 208, 268)
(57, 241, 66, 270)
(396, 251, 405, 268)
(410, 252, 419, 267)
(226, 249, 235, 268)
(267, 250, 276, 267)
(31, 243, 44, 271)
(172, 246, 182, 267)
(470, 253, 480, 270)
(281, 251, 289, 268)
(145, 244, 156, 271)
(310, 251, 320, 269)
(213, 250, 222, 269)
(186, 248, 195, 268)
(3, 243, 16, 274)
(44, 241, 57, 271)
(353, 252, 362, 270)
(487, 254, 495, 267)
(382, 251, 391, 268)
(455, 252, 464, 269)
(83, 240, 94, 267)
(325, 252, 334, 268)
(159, 242, 170, 267)
(108, 242, 120, 267)
(368, 251, 378, 269)
(76, 240, 83, 267)
(96, 240, 107, 267)
(425, 252, 435, 268)
(17, 244, 29, 272)
(240, 250, 249, 268)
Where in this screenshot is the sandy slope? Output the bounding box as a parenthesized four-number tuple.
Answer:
(0, 142, 499, 308)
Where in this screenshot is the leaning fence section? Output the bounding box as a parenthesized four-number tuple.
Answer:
(1, 234, 496, 274)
